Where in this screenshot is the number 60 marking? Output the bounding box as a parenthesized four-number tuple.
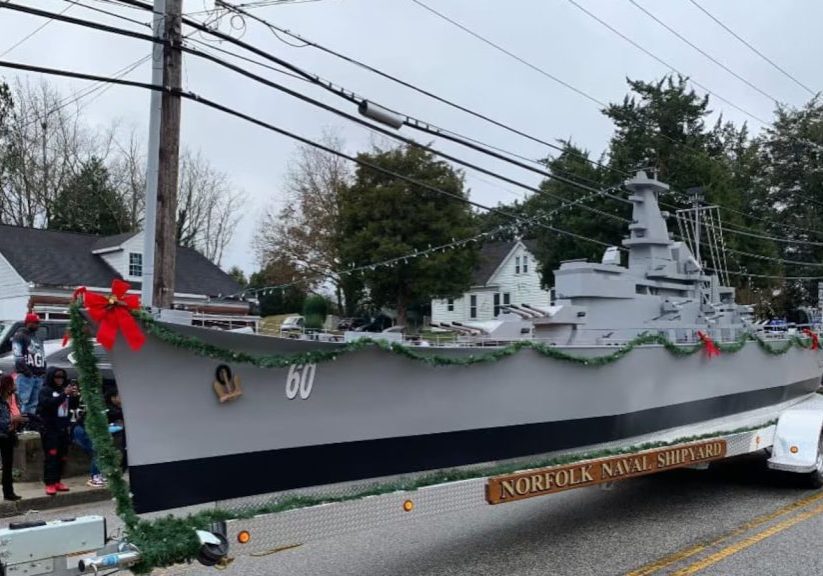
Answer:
(286, 363, 317, 399)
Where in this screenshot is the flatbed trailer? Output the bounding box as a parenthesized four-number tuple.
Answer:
(4, 393, 823, 574)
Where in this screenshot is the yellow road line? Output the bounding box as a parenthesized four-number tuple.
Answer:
(672, 500, 823, 575)
(625, 490, 823, 576)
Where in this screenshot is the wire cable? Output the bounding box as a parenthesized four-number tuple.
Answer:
(0, 3, 74, 58)
(627, 0, 781, 105)
(0, 2, 635, 227)
(565, 0, 768, 123)
(9, 2, 823, 256)
(64, 0, 151, 28)
(0, 58, 623, 255)
(215, 0, 624, 177)
(686, 0, 815, 97)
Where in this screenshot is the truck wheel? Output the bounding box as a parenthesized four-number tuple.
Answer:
(806, 435, 823, 489)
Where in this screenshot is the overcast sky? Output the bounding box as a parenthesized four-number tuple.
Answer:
(0, 0, 820, 277)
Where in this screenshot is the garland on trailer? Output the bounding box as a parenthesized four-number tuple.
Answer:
(67, 281, 821, 573)
(136, 310, 817, 368)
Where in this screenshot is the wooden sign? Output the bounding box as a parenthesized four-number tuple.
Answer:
(486, 439, 727, 505)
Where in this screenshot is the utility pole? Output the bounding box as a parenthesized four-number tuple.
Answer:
(41, 119, 47, 228)
(141, 0, 164, 309)
(142, 0, 182, 309)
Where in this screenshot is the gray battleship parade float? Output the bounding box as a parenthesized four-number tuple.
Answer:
(5, 170, 823, 574)
(91, 170, 822, 515)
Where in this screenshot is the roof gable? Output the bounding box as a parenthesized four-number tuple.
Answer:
(92, 231, 139, 253)
(472, 240, 539, 286)
(0, 225, 240, 297)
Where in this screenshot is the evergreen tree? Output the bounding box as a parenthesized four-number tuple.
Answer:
(49, 157, 130, 235)
(249, 256, 307, 317)
(227, 265, 248, 287)
(339, 145, 478, 325)
(757, 96, 823, 311)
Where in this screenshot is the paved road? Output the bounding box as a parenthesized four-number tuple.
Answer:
(17, 453, 823, 575)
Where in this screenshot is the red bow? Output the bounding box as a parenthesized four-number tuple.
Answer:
(697, 331, 720, 358)
(75, 280, 145, 351)
(803, 328, 820, 350)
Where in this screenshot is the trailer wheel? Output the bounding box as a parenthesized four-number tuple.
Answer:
(805, 435, 823, 489)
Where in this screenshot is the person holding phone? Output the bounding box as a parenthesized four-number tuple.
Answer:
(0, 374, 26, 501)
(37, 367, 76, 496)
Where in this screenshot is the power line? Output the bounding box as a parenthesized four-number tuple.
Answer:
(564, 0, 768, 124)
(0, 3, 74, 59)
(128, 0, 823, 244)
(0, 58, 624, 257)
(218, 0, 823, 244)
(216, 0, 622, 177)
(686, 0, 815, 98)
(409, 0, 606, 108)
(10, 3, 823, 255)
(64, 0, 151, 28)
(626, 0, 781, 105)
(0, 2, 635, 228)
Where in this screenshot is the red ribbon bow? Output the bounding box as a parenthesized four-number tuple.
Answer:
(697, 331, 720, 358)
(75, 279, 145, 351)
(803, 328, 820, 350)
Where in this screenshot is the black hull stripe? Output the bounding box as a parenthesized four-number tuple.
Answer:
(131, 381, 818, 513)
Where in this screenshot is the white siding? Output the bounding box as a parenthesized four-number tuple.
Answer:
(430, 242, 551, 325)
(100, 251, 126, 276)
(487, 243, 551, 310)
(98, 233, 145, 282)
(431, 296, 466, 324)
(122, 233, 145, 282)
(0, 252, 31, 320)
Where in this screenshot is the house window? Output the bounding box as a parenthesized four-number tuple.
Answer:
(494, 293, 501, 317)
(503, 292, 511, 306)
(515, 256, 521, 274)
(447, 298, 454, 312)
(523, 256, 528, 273)
(129, 253, 143, 277)
(470, 295, 477, 319)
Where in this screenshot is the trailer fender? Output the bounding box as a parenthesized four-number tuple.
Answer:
(768, 407, 823, 474)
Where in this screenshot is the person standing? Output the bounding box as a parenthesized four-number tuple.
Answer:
(37, 367, 76, 496)
(71, 398, 106, 488)
(0, 375, 26, 501)
(13, 313, 46, 418)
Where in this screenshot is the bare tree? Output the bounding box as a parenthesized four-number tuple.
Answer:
(108, 126, 146, 231)
(176, 149, 246, 266)
(1, 79, 100, 227)
(253, 131, 351, 311)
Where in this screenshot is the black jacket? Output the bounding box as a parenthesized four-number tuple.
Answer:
(12, 327, 46, 377)
(37, 367, 72, 432)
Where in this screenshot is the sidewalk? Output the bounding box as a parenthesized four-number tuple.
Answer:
(0, 476, 114, 517)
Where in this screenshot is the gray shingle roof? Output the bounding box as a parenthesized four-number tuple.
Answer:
(92, 231, 138, 252)
(0, 225, 240, 297)
(471, 240, 539, 286)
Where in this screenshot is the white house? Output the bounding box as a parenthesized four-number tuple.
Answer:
(0, 225, 254, 324)
(431, 240, 551, 324)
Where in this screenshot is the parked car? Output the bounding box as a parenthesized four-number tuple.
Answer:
(280, 315, 305, 335)
(0, 339, 116, 389)
(0, 320, 68, 356)
(336, 317, 369, 331)
(355, 315, 394, 333)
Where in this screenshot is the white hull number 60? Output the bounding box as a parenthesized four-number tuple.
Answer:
(286, 364, 317, 399)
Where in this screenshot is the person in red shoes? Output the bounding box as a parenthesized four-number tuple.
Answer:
(36, 367, 77, 496)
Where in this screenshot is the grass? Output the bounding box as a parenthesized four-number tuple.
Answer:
(260, 313, 299, 334)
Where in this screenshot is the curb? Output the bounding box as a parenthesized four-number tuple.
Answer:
(0, 488, 112, 518)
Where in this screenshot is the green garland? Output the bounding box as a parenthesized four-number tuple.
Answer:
(69, 305, 137, 528)
(67, 306, 818, 573)
(136, 310, 817, 368)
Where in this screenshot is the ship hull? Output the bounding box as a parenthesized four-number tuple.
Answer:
(109, 326, 823, 512)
